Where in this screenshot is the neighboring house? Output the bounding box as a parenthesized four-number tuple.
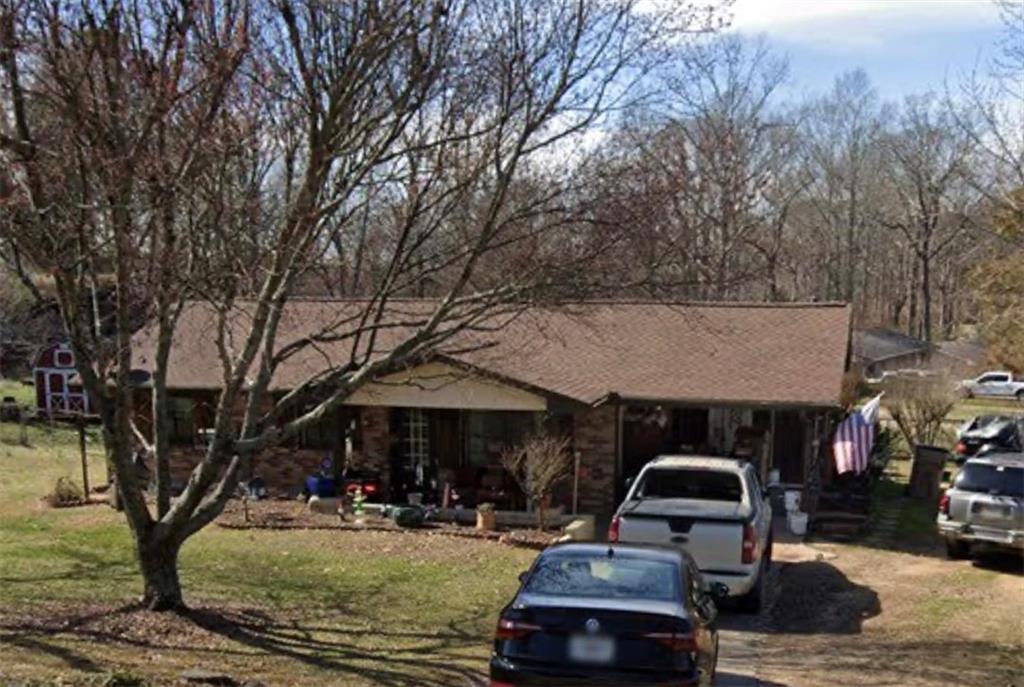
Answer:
(132, 300, 852, 515)
(931, 340, 987, 377)
(33, 341, 92, 416)
(852, 328, 988, 381)
(851, 328, 931, 380)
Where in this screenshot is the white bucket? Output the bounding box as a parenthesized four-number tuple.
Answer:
(767, 469, 781, 486)
(787, 511, 809, 536)
(784, 490, 801, 512)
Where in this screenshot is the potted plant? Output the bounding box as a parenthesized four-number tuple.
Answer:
(476, 502, 496, 531)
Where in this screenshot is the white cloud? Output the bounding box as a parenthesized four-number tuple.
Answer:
(729, 0, 1001, 50)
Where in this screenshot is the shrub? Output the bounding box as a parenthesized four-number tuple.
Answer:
(886, 377, 957, 451)
(47, 476, 84, 507)
(500, 434, 572, 530)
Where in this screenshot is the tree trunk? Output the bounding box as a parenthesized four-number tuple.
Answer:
(140, 538, 184, 611)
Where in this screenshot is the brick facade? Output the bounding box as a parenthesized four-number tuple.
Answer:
(573, 405, 618, 515)
(167, 405, 394, 497)
(163, 401, 625, 514)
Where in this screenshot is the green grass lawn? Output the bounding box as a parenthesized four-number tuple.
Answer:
(0, 423, 535, 686)
(0, 377, 37, 407)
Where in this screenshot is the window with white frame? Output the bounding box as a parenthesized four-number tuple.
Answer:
(402, 408, 430, 481)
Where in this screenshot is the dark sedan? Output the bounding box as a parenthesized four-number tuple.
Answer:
(490, 542, 724, 686)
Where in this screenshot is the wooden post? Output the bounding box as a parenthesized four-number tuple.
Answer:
(572, 450, 581, 515)
(78, 416, 90, 497)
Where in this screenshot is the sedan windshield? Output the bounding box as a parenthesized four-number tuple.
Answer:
(954, 464, 1024, 497)
(524, 555, 681, 602)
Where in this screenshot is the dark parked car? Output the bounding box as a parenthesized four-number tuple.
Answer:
(954, 415, 1024, 462)
(937, 453, 1024, 559)
(490, 542, 724, 686)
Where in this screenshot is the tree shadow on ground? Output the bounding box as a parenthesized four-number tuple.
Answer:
(768, 560, 881, 635)
(186, 607, 488, 686)
(0, 603, 490, 686)
(717, 560, 881, 636)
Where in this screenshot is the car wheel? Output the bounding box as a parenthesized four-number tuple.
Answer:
(1016, 390, 1024, 403)
(946, 538, 971, 560)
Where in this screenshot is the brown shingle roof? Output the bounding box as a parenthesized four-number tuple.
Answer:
(134, 300, 851, 408)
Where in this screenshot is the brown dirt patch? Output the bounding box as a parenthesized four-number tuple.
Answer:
(759, 545, 1024, 687)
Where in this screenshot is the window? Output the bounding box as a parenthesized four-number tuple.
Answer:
(54, 350, 74, 367)
(524, 555, 680, 601)
(954, 464, 1024, 497)
(637, 468, 744, 502)
(402, 408, 430, 473)
(465, 411, 532, 466)
(167, 396, 195, 444)
(297, 405, 340, 451)
(978, 374, 1009, 384)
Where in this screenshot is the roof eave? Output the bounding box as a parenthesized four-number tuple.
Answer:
(595, 392, 842, 411)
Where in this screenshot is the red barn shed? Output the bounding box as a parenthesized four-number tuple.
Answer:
(33, 342, 91, 417)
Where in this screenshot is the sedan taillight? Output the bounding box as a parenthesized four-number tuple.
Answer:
(644, 630, 698, 652)
(495, 617, 541, 641)
(955, 441, 968, 455)
(938, 491, 950, 516)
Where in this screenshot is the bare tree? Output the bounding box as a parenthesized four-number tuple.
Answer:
(877, 96, 978, 342)
(500, 434, 572, 530)
(887, 378, 957, 450)
(0, 0, 722, 610)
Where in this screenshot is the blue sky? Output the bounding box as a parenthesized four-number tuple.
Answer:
(727, 0, 1006, 100)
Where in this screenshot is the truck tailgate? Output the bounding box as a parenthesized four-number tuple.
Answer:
(617, 499, 749, 572)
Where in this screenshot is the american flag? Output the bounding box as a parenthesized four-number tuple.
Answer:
(834, 394, 883, 475)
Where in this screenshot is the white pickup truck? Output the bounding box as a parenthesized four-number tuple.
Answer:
(959, 371, 1024, 401)
(607, 456, 773, 612)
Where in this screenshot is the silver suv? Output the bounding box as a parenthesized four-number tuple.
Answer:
(937, 453, 1024, 559)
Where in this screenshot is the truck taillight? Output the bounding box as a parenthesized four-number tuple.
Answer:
(741, 523, 757, 564)
(607, 515, 621, 542)
(955, 441, 967, 455)
(939, 491, 950, 515)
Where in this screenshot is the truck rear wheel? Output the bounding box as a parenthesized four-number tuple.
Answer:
(737, 566, 764, 614)
(946, 538, 971, 560)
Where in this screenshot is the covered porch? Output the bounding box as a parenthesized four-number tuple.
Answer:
(614, 400, 839, 505)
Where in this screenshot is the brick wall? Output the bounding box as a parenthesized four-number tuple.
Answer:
(354, 405, 391, 491)
(573, 405, 618, 515)
(166, 404, 392, 497)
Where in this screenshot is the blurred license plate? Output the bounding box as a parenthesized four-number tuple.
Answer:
(568, 635, 615, 664)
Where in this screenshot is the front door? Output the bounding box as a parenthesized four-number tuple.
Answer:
(772, 410, 805, 484)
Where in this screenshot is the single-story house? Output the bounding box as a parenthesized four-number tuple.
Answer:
(851, 328, 930, 380)
(852, 328, 988, 382)
(133, 300, 852, 515)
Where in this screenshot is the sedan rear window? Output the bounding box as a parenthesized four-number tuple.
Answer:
(524, 555, 680, 602)
(954, 464, 1024, 497)
(636, 468, 743, 502)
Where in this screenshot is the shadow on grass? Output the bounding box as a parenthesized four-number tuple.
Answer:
(0, 603, 491, 686)
(0, 633, 102, 673)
